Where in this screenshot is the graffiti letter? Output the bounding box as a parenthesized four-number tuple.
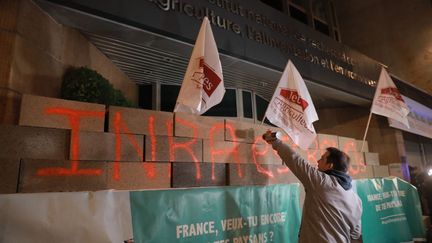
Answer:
(167, 117, 201, 179)
(209, 122, 241, 179)
(37, 108, 105, 176)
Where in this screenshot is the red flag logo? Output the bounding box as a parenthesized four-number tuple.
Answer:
(381, 87, 403, 101)
(279, 88, 309, 111)
(199, 58, 221, 97)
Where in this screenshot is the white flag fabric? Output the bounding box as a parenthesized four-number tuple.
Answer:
(371, 67, 410, 128)
(174, 17, 225, 115)
(265, 60, 318, 150)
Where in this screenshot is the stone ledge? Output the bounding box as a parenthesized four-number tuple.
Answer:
(364, 152, 380, 165)
(372, 165, 390, 178)
(172, 162, 226, 188)
(174, 113, 224, 140)
(108, 106, 173, 136)
(228, 164, 299, 186)
(107, 162, 170, 190)
(145, 135, 203, 162)
(74, 131, 143, 162)
(0, 158, 20, 193)
(19, 159, 107, 193)
(0, 124, 69, 160)
(19, 94, 105, 132)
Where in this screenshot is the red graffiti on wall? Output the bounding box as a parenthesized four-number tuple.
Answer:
(146, 116, 161, 178)
(252, 136, 274, 178)
(251, 133, 300, 178)
(147, 115, 171, 179)
(209, 122, 241, 180)
(341, 140, 356, 154)
(37, 108, 105, 176)
(167, 117, 201, 179)
(148, 116, 157, 161)
(340, 140, 366, 175)
(35, 107, 366, 181)
(113, 112, 157, 181)
(276, 134, 295, 174)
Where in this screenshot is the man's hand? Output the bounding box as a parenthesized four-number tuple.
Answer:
(262, 130, 278, 144)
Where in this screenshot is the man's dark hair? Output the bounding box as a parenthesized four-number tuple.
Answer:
(326, 147, 350, 173)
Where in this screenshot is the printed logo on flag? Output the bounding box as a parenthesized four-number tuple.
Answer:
(279, 89, 309, 111)
(272, 96, 309, 131)
(381, 87, 403, 101)
(199, 58, 221, 97)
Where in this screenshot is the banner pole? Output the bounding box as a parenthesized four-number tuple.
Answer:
(361, 112, 373, 152)
(260, 115, 266, 125)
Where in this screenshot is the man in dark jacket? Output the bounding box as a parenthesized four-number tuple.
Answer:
(263, 131, 362, 243)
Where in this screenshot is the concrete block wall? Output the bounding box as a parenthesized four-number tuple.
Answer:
(0, 95, 390, 194)
(315, 106, 405, 166)
(0, 158, 20, 193)
(19, 94, 106, 132)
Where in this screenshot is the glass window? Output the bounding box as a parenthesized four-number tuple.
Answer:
(314, 19, 330, 36)
(330, 1, 338, 26)
(255, 95, 271, 125)
(139, 84, 153, 109)
(334, 30, 339, 42)
(311, 0, 329, 22)
(289, 5, 308, 25)
(160, 85, 237, 116)
(203, 89, 237, 117)
(160, 84, 180, 112)
(242, 91, 253, 119)
(260, 0, 284, 11)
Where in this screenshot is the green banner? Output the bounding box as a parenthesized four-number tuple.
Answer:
(130, 184, 301, 243)
(356, 177, 426, 242)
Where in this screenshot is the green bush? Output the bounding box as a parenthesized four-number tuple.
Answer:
(61, 67, 132, 107)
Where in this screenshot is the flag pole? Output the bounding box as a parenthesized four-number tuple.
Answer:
(360, 63, 384, 152)
(260, 95, 273, 126)
(361, 112, 373, 152)
(260, 88, 274, 126)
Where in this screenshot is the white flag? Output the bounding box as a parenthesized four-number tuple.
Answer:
(265, 60, 318, 150)
(174, 17, 225, 115)
(371, 67, 410, 128)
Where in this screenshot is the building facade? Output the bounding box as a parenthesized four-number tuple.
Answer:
(1, 0, 431, 177)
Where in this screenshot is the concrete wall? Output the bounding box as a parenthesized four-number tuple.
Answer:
(0, 0, 21, 124)
(0, 0, 138, 124)
(0, 95, 391, 194)
(315, 106, 405, 165)
(334, 0, 432, 95)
